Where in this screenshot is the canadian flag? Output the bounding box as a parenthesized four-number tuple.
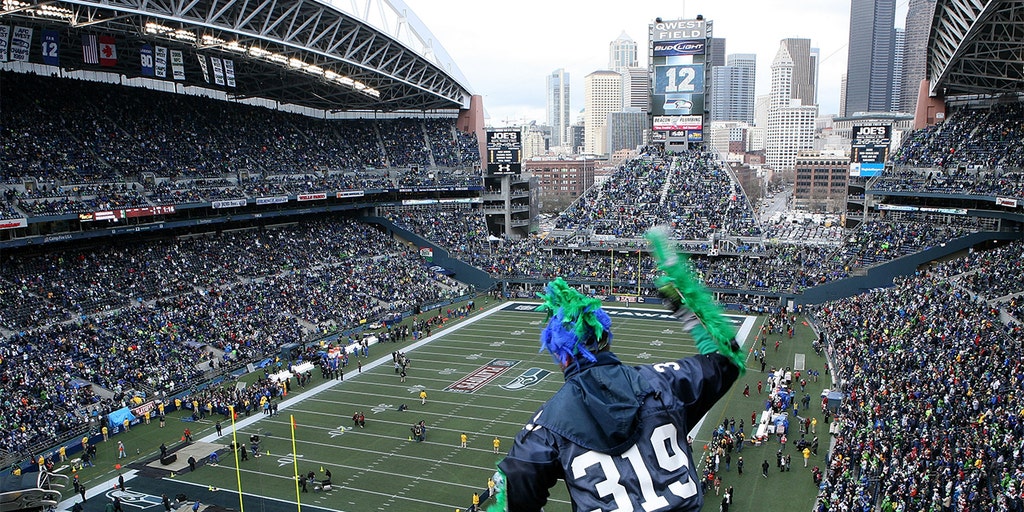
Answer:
(99, 36, 117, 66)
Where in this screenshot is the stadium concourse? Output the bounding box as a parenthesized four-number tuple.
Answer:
(1, 67, 1024, 511)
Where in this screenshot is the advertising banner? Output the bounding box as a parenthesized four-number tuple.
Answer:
(850, 125, 891, 178)
(652, 39, 706, 57)
(256, 196, 288, 205)
(212, 199, 246, 208)
(652, 115, 703, 131)
(0, 218, 26, 230)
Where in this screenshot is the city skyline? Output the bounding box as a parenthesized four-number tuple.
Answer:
(412, 0, 910, 126)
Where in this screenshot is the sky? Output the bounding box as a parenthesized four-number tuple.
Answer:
(411, 0, 910, 126)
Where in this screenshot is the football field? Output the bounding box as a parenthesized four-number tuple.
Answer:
(62, 299, 828, 512)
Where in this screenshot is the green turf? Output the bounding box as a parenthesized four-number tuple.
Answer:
(70, 298, 830, 512)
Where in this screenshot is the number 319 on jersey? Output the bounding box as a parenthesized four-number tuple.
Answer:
(654, 64, 704, 95)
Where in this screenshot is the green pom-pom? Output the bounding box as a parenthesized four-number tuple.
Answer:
(645, 228, 745, 374)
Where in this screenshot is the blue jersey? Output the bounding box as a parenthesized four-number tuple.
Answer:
(498, 351, 739, 512)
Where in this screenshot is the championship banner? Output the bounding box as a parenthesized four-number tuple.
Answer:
(197, 54, 209, 83)
(140, 44, 154, 76)
(297, 193, 327, 201)
(9, 26, 32, 62)
(256, 196, 288, 205)
(98, 35, 117, 67)
(210, 56, 225, 86)
(155, 46, 168, 78)
(224, 59, 236, 87)
(0, 218, 26, 230)
(41, 30, 59, 66)
(170, 49, 185, 80)
(0, 26, 9, 62)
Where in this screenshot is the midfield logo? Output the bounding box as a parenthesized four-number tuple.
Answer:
(501, 368, 552, 391)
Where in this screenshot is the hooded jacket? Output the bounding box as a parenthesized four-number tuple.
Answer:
(498, 350, 739, 512)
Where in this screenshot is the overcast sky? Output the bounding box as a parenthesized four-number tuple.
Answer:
(411, 0, 910, 126)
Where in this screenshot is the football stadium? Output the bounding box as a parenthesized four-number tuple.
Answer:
(1, 1, 1023, 511)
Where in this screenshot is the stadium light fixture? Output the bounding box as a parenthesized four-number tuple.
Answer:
(37, 4, 72, 18)
(202, 35, 226, 46)
(172, 29, 196, 42)
(144, 22, 172, 35)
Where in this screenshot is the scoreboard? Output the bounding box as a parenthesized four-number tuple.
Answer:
(486, 130, 521, 175)
(849, 125, 891, 177)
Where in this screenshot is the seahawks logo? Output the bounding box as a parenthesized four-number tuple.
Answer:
(501, 368, 552, 390)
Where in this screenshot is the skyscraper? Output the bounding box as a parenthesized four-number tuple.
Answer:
(584, 70, 623, 156)
(900, 0, 937, 113)
(608, 32, 637, 72)
(891, 28, 905, 113)
(844, 0, 897, 114)
(781, 38, 817, 106)
(547, 68, 571, 148)
(620, 67, 650, 111)
(767, 41, 817, 171)
(710, 53, 756, 124)
(707, 37, 727, 68)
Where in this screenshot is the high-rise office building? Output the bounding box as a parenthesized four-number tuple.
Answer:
(900, 0, 937, 113)
(620, 67, 650, 111)
(711, 53, 756, 124)
(608, 32, 637, 72)
(766, 42, 817, 171)
(584, 70, 623, 156)
(844, 0, 897, 114)
(839, 73, 848, 117)
(546, 68, 571, 148)
(707, 37, 727, 68)
(891, 28, 905, 113)
(781, 38, 817, 106)
(606, 108, 647, 154)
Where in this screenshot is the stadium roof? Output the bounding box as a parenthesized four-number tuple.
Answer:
(929, 0, 1024, 97)
(0, 0, 474, 112)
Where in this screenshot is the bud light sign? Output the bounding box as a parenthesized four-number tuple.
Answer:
(653, 39, 706, 57)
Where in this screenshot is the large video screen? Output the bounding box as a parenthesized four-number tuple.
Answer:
(486, 130, 522, 175)
(849, 125, 891, 177)
(649, 18, 708, 139)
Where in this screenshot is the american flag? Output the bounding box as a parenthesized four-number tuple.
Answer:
(82, 34, 98, 64)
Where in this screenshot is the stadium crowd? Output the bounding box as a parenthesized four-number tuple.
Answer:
(0, 72, 479, 218)
(812, 241, 1024, 511)
(880, 102, 1024, 200)
(3, 69, 1024, 512)
(0, 218, 468, 460)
